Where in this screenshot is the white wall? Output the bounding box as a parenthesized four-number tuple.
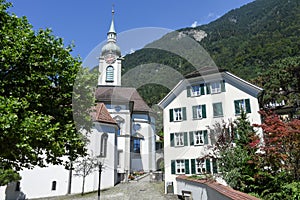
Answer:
(132, 113, 156, 172)
(1, 123, 118, 200)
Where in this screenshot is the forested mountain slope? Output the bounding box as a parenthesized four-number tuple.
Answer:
(122, 0, 300, 106)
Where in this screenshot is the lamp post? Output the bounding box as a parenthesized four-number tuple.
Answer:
(97, 157, 104, 200)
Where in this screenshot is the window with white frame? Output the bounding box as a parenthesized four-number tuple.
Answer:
(192, 104, 206, 119)
(213, 102, 223, 117)
(174, 108, 182, 121)
(192, 85, 201, 96)
(106, 66, 114, 82)
(194, 131, 204, 145)
(234, 99, 251, 114)
(100, 133, 108, 157)
(176, 160, 185, 174)
(211, 82, 221, 94)
(195, 159, 206, 174)
(196, 105, 202, 119)
(170, 107, 186, 122)
(175, 132, 184, 146)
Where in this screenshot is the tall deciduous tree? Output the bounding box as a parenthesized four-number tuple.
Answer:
(0, 0, 95, 185)
(254, 111, 300, 181)
(259, 56, 300, 108)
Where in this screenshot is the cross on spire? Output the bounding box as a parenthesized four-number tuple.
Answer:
(108, 4, 116, 34)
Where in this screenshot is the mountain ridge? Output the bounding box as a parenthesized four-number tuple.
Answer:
(122, 0, 300, 106)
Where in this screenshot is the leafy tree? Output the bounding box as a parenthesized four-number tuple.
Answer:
(215, 111, 258, 193)
(253, 111, 300, 181)
(258, 56, 300, 108)
(0, 0, 94, 184)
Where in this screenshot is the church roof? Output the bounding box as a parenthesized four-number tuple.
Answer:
(95, 86, 152, 112)
(92, 103, 118, 125)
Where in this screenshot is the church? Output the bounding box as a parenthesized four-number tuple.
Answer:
(0, 9, 156, 200)
(94, 8, 157, 181)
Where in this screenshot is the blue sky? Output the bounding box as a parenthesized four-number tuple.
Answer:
(8, 0, 253, 63)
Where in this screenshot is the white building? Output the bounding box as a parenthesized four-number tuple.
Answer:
(95, 8, 156, 181)
(158, 67, 263, 195)
(1, 103, 119, 200)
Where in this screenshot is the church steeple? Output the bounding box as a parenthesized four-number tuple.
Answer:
(98, 5, 122, 86)
(107, 6, 116, 43)
(101, 5, 121, 57)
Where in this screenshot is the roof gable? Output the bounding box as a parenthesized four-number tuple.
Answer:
(92, 103, 118, 125)
(158, 70, 263, 108)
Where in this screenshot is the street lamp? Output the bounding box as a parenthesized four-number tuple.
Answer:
(96, 156, 104, 200)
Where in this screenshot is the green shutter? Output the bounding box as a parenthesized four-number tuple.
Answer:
(206, 83, 211, 94)
(212, 159, 218, 174)
(182, 107, 187, 120)
(185, 159, 190, 174)
(234, 100, 240, 115)
(203, 130, 209, 144)
(187, 86, 191, 97)
(192, 106, 197, 119)
(170, 133, 174, 147)
(189, 131, 194, 145)
(191, 159, 196, 174)
(245, 99, 251, 113)
(171, 160, 175, 174)
(169, 109, 174, 122)
(206, 159, 211, 173)
(202, 104, 206, 118)
(184, 132, 188, 146)
(221, 80, 226, 92)
(200, 84, 205, 95)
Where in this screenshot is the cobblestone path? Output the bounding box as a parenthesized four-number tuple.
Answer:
(35, 175, 178, 200)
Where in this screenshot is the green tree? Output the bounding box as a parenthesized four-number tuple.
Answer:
(259, 56, 300, 108)
(216, 111, 258, 193)
(0, 0, 94, 184)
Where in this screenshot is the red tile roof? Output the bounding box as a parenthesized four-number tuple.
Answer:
(176, 175, 260, 200)
(91, 103, 118, 125)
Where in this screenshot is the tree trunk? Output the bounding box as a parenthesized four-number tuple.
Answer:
(81, 176, 85, 196)
(81, 167, 86, 196)
(67, 162, 73, 194)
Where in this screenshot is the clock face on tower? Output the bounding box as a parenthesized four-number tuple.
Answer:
(104, 53, 117, 64)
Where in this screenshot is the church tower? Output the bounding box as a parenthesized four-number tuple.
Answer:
(98, 7, 122, 86)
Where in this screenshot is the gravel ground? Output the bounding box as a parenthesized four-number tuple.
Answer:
(32, 175, 178, 200)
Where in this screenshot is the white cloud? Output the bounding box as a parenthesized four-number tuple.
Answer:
(191, 21, 198, 28)
(207, 12, 215, 18)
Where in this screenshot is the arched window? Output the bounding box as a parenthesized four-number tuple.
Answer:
(51, 181, 57, 190)
(100, 133, 108, 157)
(106, 66, 114, 82)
